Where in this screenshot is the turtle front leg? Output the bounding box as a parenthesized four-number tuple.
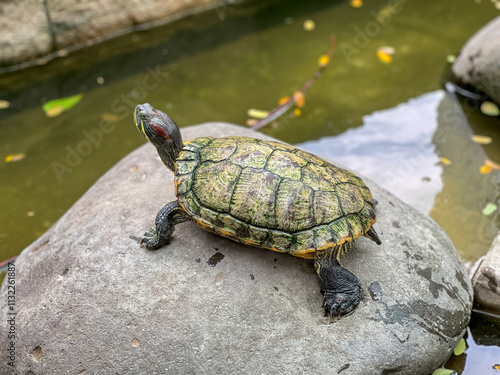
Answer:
(141, 200, 191, 250)
(314, 247, 361, 320)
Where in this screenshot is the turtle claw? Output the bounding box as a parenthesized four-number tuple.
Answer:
(140, 227, 162, 250)
(322, 289, 360, 321)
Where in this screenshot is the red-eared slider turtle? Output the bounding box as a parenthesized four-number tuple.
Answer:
(134, 103, 381, 318)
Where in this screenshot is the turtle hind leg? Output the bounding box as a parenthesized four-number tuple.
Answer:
(314, 247, 361, 320)
(141, 200, 191, 250)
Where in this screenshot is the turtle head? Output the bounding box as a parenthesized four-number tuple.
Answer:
(135, 103, 183, 172)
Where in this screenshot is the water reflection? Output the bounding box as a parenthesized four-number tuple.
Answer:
(298, 90, 444, 215)
(298, 90, 500, 261)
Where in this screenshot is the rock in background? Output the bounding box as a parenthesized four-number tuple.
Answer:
(0, 124, 472, 374)
(452, 16, 500, 104)
(0, 0, 228, 68)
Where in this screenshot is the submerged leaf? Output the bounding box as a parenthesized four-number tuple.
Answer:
(294, 108, 302, 116)
(440, 157, 452, 165)
(303, 20, 315, 31)
(453, 338, 466, 356)
(0, 100, 10, 109)
(480, 101, 500, 116)
(43, 94, 83, 117)
(471, 134, 493, 144)
(101, 113, 120, 122)
(5, 153, 26, 163)
(482, 203, 498, 216)
(247, 109, 270, 119)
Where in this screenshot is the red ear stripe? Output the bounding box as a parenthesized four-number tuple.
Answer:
(151, 123, 171, 141)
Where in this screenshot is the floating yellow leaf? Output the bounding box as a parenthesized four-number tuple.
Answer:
(278, 96, 291, 106)
(446, 55, 456, 63)
(471, 134, 493, 144)
(303, 20, 315, 31)
(5, 153, 26, 163)
(494, 364, 500, 372)
(480, 101, 500, 116)
(453, 338, 466, 356)
(376, 47, 395, 63)
(101, 113, 120, 122)
(350, 0, 363, 7)
(318, 54, 330, 67)
(0, 100, 10, 109)
(293, 91, 305, 108)
(440, 157, 452, 165)
(485, 159, 500, 170)
(294, 108, 302, 116)
(480, 164, 493, 174)
(247, 109, 269, 119)
(45, 106, 65, 118)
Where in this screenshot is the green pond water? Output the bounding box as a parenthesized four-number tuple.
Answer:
(1, 0, 500, 372)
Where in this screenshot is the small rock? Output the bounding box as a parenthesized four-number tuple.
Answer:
(472, 231, 500, 313)
(452, 16, 500, 104)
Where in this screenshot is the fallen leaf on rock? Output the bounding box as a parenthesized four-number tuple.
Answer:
(5, 153, 26, 163)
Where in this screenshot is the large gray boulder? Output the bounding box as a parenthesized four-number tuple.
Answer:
(452, 16, 500, 104)
(0, 123, 472, 374)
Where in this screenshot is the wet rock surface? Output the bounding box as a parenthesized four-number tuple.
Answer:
(452, 16, 500, 104)
(0, 124, 472, 374)
(473, 231, 500, 313)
